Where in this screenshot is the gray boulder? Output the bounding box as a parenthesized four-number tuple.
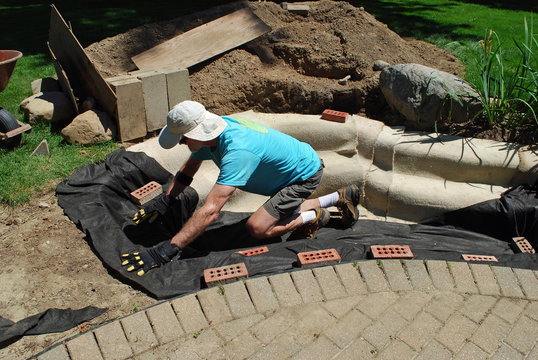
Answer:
(20, 91, 75, 124)
(379, 64, 483, 131)
(61, 110, 116, 145)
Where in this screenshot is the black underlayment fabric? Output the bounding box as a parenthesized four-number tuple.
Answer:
(0, 307, 106, 347)
(56, 149, 538, 299)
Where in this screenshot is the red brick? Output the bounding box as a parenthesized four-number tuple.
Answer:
(204, 263, 248, 287)
(130, 181, 162, 205)
(321, 109, 349, 123)
(235, 246, 269, 256)
(371, 245, 414, 259)
(462, 254, 498, 262)
(511, 237, 535, 254)
(297, 248, 341, 267)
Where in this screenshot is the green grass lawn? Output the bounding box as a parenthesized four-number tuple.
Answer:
(0, 0, 536, 205)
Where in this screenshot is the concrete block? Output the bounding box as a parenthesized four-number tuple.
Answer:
(312, 266, 348, 300)
(146, 302, 184, 344)
(448, 261, 479, 294)
(107, 76, 147, 141)
(121, 311, 158, 354)
(290, 269, 324, 303)
(244, 277, 279, 312)
(357, 261, 390, 292)
(129, 69, 169, 132)
(65, 331, 103, 360)
(197, 287, 233, 324)
(37, 344, 70, 360)
(404, 260, 434, 291)
(130, 181, 162, 205)
(223, 281, 256, 318)
(268, 273, 302, 307)
(333, 263, 368, 295)
(170, 294, 208, 332)
(93, 321, 132, 359)
(160, 67, 190, 109)
(381, 260, 412, 291)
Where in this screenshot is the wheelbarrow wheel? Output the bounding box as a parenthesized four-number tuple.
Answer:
(0, 107, 22, 149)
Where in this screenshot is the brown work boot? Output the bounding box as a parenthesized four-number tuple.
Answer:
(294, 208, 330, 239)
(336, 184, 360, 226)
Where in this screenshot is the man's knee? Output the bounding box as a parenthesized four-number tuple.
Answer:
(245, 218, 271, 239)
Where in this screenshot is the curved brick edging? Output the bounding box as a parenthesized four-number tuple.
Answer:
(36, 260, 538, 360)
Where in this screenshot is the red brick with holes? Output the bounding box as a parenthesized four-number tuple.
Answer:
(321, 109, 349, 123)
(462, 254, 498, 262)
(130, 181, 162, 205)
(297, 249, 341, 267)
(235, 246, 269, 256)
(511, 237, 535, 254)
(204, 263, 249, 287)
(371, 245, 414, 259)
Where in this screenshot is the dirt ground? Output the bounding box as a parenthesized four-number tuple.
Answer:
(0, 1, 504, 358)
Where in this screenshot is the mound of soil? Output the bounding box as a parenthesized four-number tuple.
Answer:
(85, 0, 462, 119)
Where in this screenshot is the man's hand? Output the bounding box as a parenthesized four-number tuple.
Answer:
(132, 193, 172, 225)
(121, 242, 181, 276)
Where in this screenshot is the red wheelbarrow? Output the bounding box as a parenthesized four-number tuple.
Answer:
(1, 50, 31, 149)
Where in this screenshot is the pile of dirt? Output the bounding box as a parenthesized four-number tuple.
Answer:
(85, 0, 462, 119)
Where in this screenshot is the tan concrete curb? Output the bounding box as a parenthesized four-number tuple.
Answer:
(128, 111, 538, 222)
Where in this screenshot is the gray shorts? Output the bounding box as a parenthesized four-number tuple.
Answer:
(263, 160, 324, 219)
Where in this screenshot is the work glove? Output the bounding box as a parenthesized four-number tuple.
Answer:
(121, 241, 182, 276)
(132, 193, 172, 225)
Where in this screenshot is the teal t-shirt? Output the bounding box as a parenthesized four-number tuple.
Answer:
(191, 117, 320, 196)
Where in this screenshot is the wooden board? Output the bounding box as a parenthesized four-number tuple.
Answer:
(47, 42, 79, 114)
(131, 7, 271, 70)
(48, 5, 116, 116)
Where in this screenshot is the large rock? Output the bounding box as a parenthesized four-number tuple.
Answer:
(61, 110, 116, 145)
(19, 91, 75, 124)
(380, 64, 483, 131)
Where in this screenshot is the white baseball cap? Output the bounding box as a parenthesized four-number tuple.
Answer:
(158, 100, 227, 149)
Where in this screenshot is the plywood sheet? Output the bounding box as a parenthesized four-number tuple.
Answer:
(48, 5, 116, 116)
(131, 7, 271, 70)
(48, 42, 79, 114)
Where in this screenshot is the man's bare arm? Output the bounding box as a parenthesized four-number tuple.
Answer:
(170, 183, 236, 249)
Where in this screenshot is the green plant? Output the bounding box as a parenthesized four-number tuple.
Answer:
(193, 329, 203, 339)
(217, 283, 225, 296)
(471, 18, 538, 132)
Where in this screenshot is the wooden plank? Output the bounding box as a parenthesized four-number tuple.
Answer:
(132, 7, 271, 70)
(48, 4, 116, 116)
(47, 42, 79, 114)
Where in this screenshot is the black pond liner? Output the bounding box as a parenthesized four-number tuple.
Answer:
(56, 148, 538, 299)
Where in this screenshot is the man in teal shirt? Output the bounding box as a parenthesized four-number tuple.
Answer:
(122, 101, 360, 276)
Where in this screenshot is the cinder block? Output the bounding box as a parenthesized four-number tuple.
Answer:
(129, 69, 169, 132)
(107, 75, 147, 141)
(371, 245, 413, 259)
(130, 181, 162, 205)
(281, 2, 310, 15)
(204, 263, 248, 287)
(160, 67, 191, 109)
(462, 254, 498, 262)
(511, 237, 535, 254)
(321, 109, 349, 123)
(235, 246, 269, 256)
(297, 249, 341, 267)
